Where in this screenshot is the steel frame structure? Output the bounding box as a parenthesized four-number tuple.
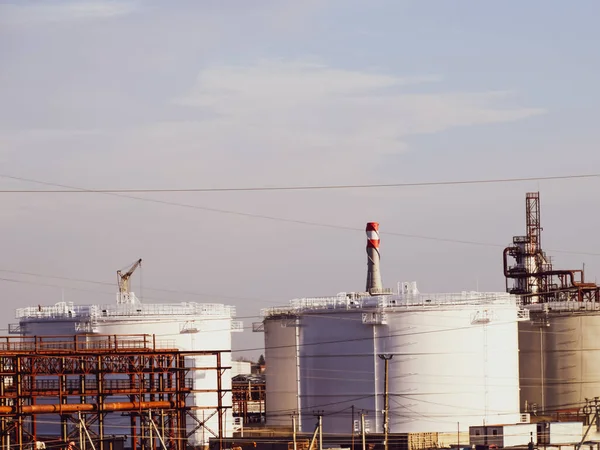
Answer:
(504, 192, 600, 304)
(232, 376, 265, 425)
(0, 335, 230, 450)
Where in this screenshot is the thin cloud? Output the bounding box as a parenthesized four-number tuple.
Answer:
(158, 60, 545, 184)
(0, 1, 139, 26)
(0, 59, 545, 190)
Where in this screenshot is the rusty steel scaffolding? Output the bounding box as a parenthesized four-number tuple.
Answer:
(504, 192, 600, 304)
(0, 335, 230, 450)
(232, 375, 265, 425)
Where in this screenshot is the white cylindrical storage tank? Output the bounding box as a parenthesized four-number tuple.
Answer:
(262, 286, 525, 435)
(519, 307, 600, 415)
(385, 297, 522, 433)
(298, 311, 378, 434)
(263, 314, 300, 428)
(14, 296, 242, 446)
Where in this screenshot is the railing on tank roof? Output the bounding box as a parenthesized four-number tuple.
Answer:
(527, 300, 600, 313)
(260, 306, 297, 317)
(16, 302, 81, 319)
(380, 292, 519, 308)
(17, 301, 236, 319)
(261, 293, 370, 316)
(262, 291, 520, 316)
(93, 302, 236, 318)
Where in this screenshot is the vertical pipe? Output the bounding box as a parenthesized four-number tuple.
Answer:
(540, 327, 545, 413)
(366, 222, 383, 294)
(351, 405, 355, 450)
(80, 357, 86, 450)
(149, 356, 155, 403)
(31, 368, 37, 443)
(140, 414, 146, 450)
(61, 357, 68, 446)
(17, 418, 24, 450)
(129, 355, 138, 450)
(130, 414, 137, 450)
(378, 354, 393, 450)
(384, 358, 389, 450)
(16, 356, 22, 450)
(177, 355, 186, 450)
(217, 352, 223, 450)
(160, 410, 165, 450)
(295, 320, 302, 427)
(97, 356, 104, 450)
(1, 357, 6, 450)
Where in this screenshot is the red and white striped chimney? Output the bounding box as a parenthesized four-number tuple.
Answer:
(366, 222, 383, 294)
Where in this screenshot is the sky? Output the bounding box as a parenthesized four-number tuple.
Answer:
(1, 0, 600, 359)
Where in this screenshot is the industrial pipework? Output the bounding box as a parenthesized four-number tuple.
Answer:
(503, 192, 599, 304)
(0, 334, 230, 450)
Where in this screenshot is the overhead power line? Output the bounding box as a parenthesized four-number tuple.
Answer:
(0, 173, 598, 193)
(0, 268, 272, 303)
(1, 173, 599, 256)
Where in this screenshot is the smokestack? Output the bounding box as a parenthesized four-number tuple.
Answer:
(366, 222, 383, 294)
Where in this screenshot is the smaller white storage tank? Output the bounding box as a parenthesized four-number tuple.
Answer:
(263, 314, 300, 428)
(12, 292, 244, 446)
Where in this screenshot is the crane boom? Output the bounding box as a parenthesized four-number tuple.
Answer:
(117, 258, 142, 303)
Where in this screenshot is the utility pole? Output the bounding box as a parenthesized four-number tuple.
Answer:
(577, 397, 600, 450)
(351, 405, 355, 450)
(148, 411, 168, 450)
(361, 412, 366, 450)
(149, 411, 153, 450)
(293, 413, 298, 450)
(78, 412, 84, 450)
(319, 413, 323, 450)
(378, 354, 393, 450)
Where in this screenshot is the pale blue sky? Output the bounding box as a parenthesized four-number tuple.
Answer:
(0, 1, 599, 357)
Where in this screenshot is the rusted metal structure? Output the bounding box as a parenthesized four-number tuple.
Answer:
(232, 375, 265, 425)
(503, 191, 600, 304)
(0, 335, 230, 450)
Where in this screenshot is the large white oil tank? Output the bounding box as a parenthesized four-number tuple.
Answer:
(11, 293, 243, 446)
(385, 295, 523, 433)
(519, 303, 600, 415)
(262, 283, 527, 434)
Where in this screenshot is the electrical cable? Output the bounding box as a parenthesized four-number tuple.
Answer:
(0, 173, 598, 193)
(0, 268, 275, 303)
(0, 173, 598, 255)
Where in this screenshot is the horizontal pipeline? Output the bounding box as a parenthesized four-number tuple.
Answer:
(0, 400, 185, 414)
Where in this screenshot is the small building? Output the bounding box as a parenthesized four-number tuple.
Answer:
(232, 360, 253, 377)
(470, 423, 537, 448)
(537, 422, 584, 446)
